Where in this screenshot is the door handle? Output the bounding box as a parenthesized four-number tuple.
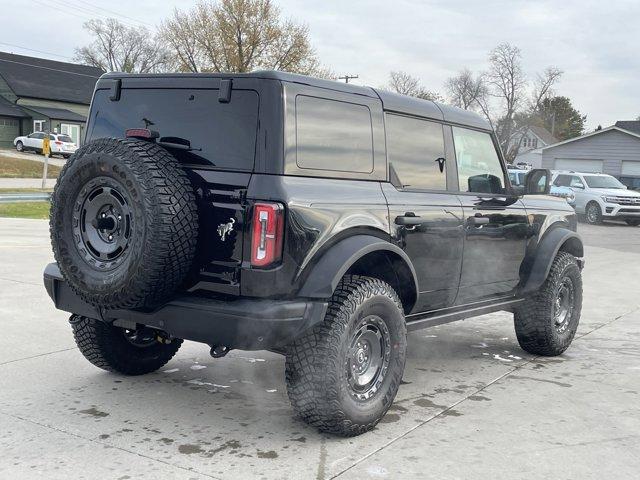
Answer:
(467, 216, 490, 226)
(395, 214, 424, 226)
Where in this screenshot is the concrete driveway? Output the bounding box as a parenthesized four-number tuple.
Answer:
(0, 219, 638, 479)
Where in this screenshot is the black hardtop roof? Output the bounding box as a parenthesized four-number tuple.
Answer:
(100, 70, 491, 131)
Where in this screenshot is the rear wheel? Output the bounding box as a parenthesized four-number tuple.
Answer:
(514, 252, 582, 356)
(71, 315, 182, 375)
(285, 275, 407, 436)
(585, 202, 603, 225)
(625, 219, 640, 227)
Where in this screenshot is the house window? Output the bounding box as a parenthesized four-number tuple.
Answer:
(33, 120, 45, 132)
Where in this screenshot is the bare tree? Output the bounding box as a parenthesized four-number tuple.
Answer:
(74, 19, 170, 73)
(160, 0, 331, 77)
(386, 71, 444, 102)
(445, 69, 488, 111)
(531, 66, 563, 111)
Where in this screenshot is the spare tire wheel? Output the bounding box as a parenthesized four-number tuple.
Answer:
(50, 138, 198, 309)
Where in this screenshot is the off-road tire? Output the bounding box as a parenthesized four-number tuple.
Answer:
(285, 275, 407, 436)
(50, 138, 198, 309)
(585, 201, 603, 225)
(514, 252, 582, 356)
(70, 315, 182, 375)
(625, 219, 640, 227)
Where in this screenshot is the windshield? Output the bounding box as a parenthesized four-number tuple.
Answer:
(584, 175, 625, 189)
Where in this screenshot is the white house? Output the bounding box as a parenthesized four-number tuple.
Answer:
(511, 125, 557, 168)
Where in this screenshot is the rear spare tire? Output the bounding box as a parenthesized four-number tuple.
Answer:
(50, 138, 198, 309)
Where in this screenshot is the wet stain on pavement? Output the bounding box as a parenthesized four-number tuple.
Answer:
(510, 375, 572, 388)
(290, 436, 306, 443)
(98, 434, 110, 440)
(257, 450, 278, 459)
(379, 413, 401, 423)
(413, 397, 448, 409)
(388, 404, 408, 413)
(468, 395, 491, 401)
(178, 444, 205, 455)
(159, 438, 174, 445)
(78, 407, 109, 418)
(440, 409, 463, 417)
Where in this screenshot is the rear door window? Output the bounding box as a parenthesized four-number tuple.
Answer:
(88, 88, 259, 171)
(385, 114, 446, 190)
(452, 127, 506, 194)
(295, 95, 373, 173)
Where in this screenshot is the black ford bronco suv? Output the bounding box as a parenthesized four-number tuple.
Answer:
(45, 71, 584, 436)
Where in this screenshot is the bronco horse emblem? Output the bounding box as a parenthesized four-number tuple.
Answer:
(217, 218, 236, 241)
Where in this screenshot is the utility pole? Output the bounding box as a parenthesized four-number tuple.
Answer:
(338, 74, 359, 84)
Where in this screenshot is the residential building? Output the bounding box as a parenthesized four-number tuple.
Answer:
(540, 124, 640, 189)
(512, 125, 558, 168)
(0, 51, 103, 148)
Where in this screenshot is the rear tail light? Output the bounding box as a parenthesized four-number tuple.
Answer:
(251, 202, 284, 268)
(125, 128, 159, 140)
(54, 141, 62, 145)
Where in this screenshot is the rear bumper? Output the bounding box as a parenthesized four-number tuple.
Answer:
(44, 263, 327, 350)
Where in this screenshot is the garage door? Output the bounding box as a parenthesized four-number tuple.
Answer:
(621, 161, 640, 176)
(0, 116, 20, 149)
(554, 158, 604, 172)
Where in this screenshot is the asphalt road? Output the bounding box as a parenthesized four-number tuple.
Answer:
(0, 219, 638, 479)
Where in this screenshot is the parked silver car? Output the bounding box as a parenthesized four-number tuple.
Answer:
(552, 171, 640, 226)
(508, 169, 575, 206)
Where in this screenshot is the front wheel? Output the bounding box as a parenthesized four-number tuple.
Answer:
(15, 141, 23, 152)
(514, 252, 582, 356)
(71, 315, 182, 375)
(285, 275, 407, 436)
(625, 219, 640, 227)
(585, 202, 603, 225)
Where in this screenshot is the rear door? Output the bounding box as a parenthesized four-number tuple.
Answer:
(86, 78, 265, 294)
(452, 126, 530, 304)
(383, 113, 464, 312)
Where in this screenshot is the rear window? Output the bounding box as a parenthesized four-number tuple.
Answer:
(57, 135, 73, 143)
(88, 88, 259, 171)
(295, 95, 373, 173)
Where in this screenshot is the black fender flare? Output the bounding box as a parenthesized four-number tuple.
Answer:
(521, 227, 584, 294)
(297, 235, 419, 300)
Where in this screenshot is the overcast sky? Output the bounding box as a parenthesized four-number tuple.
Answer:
(1, 0, 638, 129)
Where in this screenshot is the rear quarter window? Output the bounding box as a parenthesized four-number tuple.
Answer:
(88, 88, 259, 171)
(295, 95, 374, 173)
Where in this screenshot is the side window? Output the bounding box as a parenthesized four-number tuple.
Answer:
(554, 174, 570, 187)
(385, 114, 446, 190)
(452, 127, 506, 194)
(296, 95, 373, 173)
(49, 134, 56, 140)
(569, 176, 583, 188)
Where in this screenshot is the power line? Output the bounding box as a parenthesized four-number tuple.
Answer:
(0, 58, 101, 78)
(0, 42, 74, 61)
(71, 0, 154, 27)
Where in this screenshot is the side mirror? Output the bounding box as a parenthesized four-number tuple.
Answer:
(573, 183, 585, 190)
(524, 169, 551, 195)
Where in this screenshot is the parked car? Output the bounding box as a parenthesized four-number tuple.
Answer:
(509, 168, 575, 206)
(45, 71, 584, 436)
(552, 171, 640, 226)
(14, 132, 77, 158)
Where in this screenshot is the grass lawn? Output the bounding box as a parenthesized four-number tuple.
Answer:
(0, 188, 53, 193)
(0, 155, 61, 178)
(0, 202, 50, 219)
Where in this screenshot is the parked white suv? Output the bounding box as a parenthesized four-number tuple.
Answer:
(14, 132, 77, 159)
(552, 171, 640, 226)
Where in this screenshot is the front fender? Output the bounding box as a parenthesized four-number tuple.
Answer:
(297, 235, 419, 299)
(521, 227, 584, 294)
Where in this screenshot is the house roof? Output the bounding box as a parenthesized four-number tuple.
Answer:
(23, 105, 87, 122)
(0, 51, 103, 105)
(528, 125, 557, 145)
(542, 125, 640, 151)
(615, 120, 640, 135)
(0, 95, 29, 118)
